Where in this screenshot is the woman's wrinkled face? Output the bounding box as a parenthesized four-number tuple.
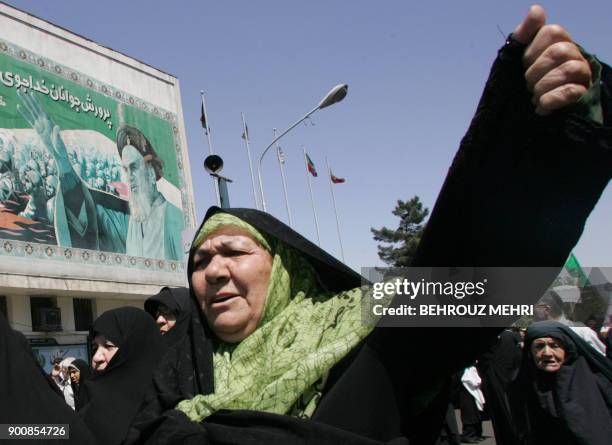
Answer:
(191, 226, 273, 343)
(155, 304, 177, 335)
(91, 335, 119, 371)
(531, 337, 566, 373)
(69, 367, 80, 384)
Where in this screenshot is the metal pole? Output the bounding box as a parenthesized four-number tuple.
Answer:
(274, 128, 293, 227)
(303, 146, 321, 246)
(217, 177, 231, 208)
(258, 104, 319, 212)
(200, 91, 220, 206)
(241, 112, 259, 209)
(326, 156, 345, 262)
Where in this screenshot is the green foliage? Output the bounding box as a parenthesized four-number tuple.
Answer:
(371, 196, 429, 267)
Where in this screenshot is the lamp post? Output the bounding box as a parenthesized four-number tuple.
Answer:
(257, 83, 348, 212)
(204, 155, 233, 208)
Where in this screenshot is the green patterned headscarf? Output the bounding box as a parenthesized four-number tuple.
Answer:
(177, 213, 375, 421)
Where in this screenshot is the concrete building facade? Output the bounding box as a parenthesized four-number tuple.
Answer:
(0, 3, 196, 370)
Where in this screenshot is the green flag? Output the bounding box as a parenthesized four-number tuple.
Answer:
(564, 253, 589, 287)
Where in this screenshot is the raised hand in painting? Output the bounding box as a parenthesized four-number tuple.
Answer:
(17, 88, 72, 175)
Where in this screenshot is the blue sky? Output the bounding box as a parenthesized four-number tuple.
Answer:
(5, 1, 611, 271)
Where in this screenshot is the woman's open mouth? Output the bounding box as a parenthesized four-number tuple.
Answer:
(210, 294, 239, 306)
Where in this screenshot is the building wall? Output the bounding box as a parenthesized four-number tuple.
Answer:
(0, 4, 193, 351)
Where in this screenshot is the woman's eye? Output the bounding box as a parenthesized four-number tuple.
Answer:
(193, 257, 210, 270)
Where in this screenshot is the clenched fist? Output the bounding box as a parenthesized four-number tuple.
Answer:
(513, 5, 592, 115)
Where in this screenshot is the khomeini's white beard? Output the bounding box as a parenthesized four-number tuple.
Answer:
(128, 169, 156, 222)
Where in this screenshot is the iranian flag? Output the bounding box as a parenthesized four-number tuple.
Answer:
(306, 153, 318, 177)
(330, 171, 345, 184)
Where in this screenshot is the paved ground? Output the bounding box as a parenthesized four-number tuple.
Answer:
(479, 420, 496, 445)
(455, 410, 496, 444)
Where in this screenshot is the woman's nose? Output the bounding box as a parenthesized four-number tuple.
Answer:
(205, 256, 230, 284)
(91, 349, 103, 366)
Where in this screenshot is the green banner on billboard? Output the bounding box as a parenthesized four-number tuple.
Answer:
(0, 40, 187, 268)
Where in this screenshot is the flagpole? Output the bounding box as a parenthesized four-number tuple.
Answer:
(241, 112, 259, 209)
(326, 156, 345, 262)
(303, 146, 321, 246)
(274, 128, 293, 227)
(200, 90, 220, 206)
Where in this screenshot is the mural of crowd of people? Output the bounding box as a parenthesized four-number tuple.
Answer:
(0, 129, 123, 226)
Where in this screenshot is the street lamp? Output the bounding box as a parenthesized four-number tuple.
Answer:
(204, 155, 233, 208)
(257, 83, 348, 212)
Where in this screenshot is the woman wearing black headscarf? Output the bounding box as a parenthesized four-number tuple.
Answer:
(2, 6, 611, 445)
(1, 306, 164, 445)
(145, 287, 192, 342)
(137, 8, 612, 445)
(145, 288, 195, 400)
(69, 359, 93, 411)
(79, 307, 166, 445)
(136, 288, 196, 417)
(508, 321, 612, 445)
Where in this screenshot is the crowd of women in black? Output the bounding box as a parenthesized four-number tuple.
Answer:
(2, 5, 612, 445)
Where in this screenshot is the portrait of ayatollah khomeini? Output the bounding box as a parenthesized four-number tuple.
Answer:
(16, 89, 184, 261)
(116, 124, 183, 261)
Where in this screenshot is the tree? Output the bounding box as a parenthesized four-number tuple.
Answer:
(371, 196, 429, 267)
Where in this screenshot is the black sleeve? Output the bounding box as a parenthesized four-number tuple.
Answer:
(413, 37, 611, 269)
(371, 36, 612, 381)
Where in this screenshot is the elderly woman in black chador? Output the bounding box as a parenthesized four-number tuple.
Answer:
(2, 5, 612, 445)
(77, 307, 165, 445)
(508, 321, 612, 445)
(137, 8, 612, 444)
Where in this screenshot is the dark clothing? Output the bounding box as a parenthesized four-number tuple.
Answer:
(70, 359, 93, 411)
(309, 34, 612, 443)
(144, 287, 198, 406)
(138, 35, 612, 445)
(80, 307, 165, 445)
(509, 321, 612, 445)
(477, 330, 522, 445)
(2, 33, 612, 445)
(457, 385, 482, 440)
(605, 331, 612, 361)
(0, 307, 164, 445)
(144, 287, 192, 350)
(0, 313, 96, 445)
(128, 288, 198, 443)
(436, 403, 461, 445)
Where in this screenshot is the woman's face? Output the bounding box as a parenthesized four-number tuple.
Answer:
(69, 367, 80, 384)
(191, 226, 273, 343)
(531, 337, 566, 372)
(91, 335, 119, 371)
(155, 304, 177, 335)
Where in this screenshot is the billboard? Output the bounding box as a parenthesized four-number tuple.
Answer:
(0, 35, 193, 279)
(30, 342, 89, 374)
